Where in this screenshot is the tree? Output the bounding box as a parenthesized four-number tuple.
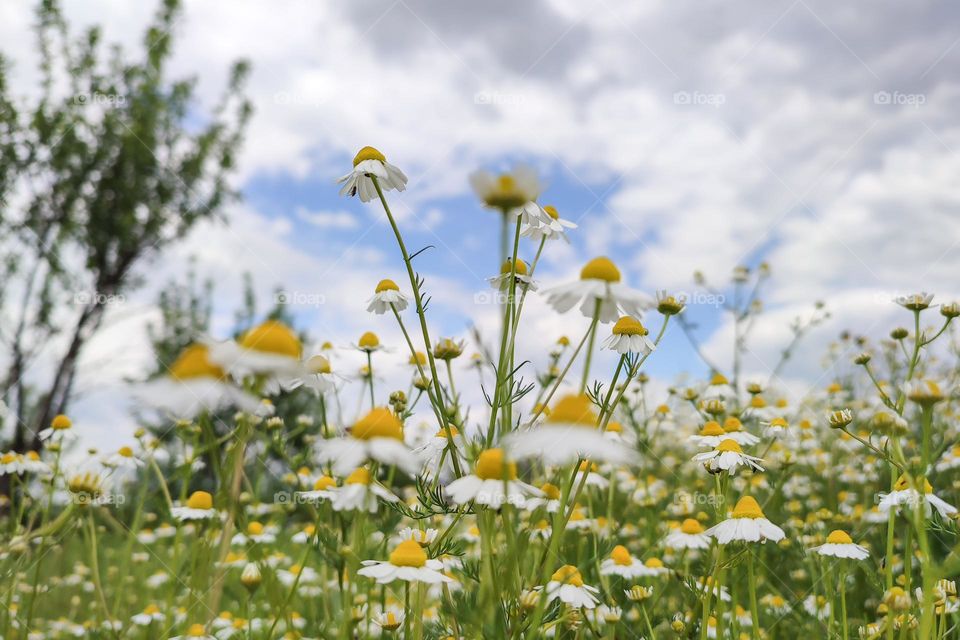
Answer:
(0, 0, 251, 450)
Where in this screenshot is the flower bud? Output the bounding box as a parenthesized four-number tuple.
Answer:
(241, 562, 261, 594)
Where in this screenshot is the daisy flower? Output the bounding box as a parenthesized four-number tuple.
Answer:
(412, 425, 466, 479)
(761, 417, 789, 438)
(935, 445, 960, 472)
(809, 529, 869, 560)
(231, 522, 276, 546)
(505, 393, 639, 466)
(523, 482, 562, 512)
(720, 417, 759, 446)
(366, 279, 409, 315)
(701, 372, 736, 400)
(575, 461, 609, 489)
(286, 354, 336, 395)
(803, 595, 831, 620)
(296, 476, 337, 503)
(539, 565, 600, 609)
(693, 577, 731, 602)
(338, 146, 407, 202)
(520, 204, 577, 242)
(706, 496, 785, 544)
(878, 475, 958, 518)
(315, 407, 420, 476)
(38, 413, 77, 442)
(171, 491, 219, 522)
(694, 439, 764, 475)
(355, 331, 383, 353)
(330, 467, 400, 513)
(488, 258, 537, 291)
(663, 518, 711, 550)
(0, 452, 24, 476)
(541, 257, 653, 323)
(894, 292, 934, 311)
(444, 448, 542, 508)
(600, 545, 654, 579)
(469, 165, 540, 210)
(687, 421, 728, 449)
(208, 320, 305, 383)
(601, 316, 656, 355)
(357, 540, 453, 584)
(103, 446, 143, 471)
(131, 604, 165, 626)
(171, 624, 215, 639)
(20, 451, 50, 475)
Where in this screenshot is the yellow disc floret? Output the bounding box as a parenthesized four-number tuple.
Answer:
(313, 476, 336, 490)
(826, 529, 853, 545)
(51, 414, 73, 430)
(186, 491, 213, 511)
(550, 565, 584, 586)
(700, 421, 725, 437)
(499, 258, 529, 276)
(716, 439, 744, 453)
(547, 394, 598, 428)
(353, 146, 386, 166)
(169, 345, 226, 380)
(542, 205, 560, 220)
(731, 496, 765, 519)
(580, 257, 621, 283)
(389, 539, 427, 567)
(346, 468, 371, 485)
(610, 545, 633, 566)
(240, 321, 302, 358)
(681, 518, 704, 534)
(352, 408, 403, 441)
(358, 331, 380, 350)
(474, 448, 517, 481)
(375, 279, 399, 293)
(611, 316, 648, 336)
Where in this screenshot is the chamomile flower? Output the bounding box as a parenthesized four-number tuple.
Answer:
(488, 258, 536, 291)
(171, 491, 219, 522)
(894, 292, 934, 311)
(366, 279, 409, 315)
(523, 482, 562, 512)
(469, 166, 540, 210)
(520, 204, 577, 242)
(131, 604, 165, 626)
(19, 451, 50, 475)
(539, 565, 600, 609)
(687, 421, 728, 449)
(706, 496, 785, 544)
(397, 527, 438, 546)
(600, 545, 653, 579)
(809, 530, 869, 560)
(0, 452, 24, 476)
(803, 595, 831, 620)
(231, 522, 276, 546)
(663, 518, 711, 550)
(355, 331, 383, 353)
(693, 439, 764, 475)
(719, 417, 759, 446)
(330, 467, 400, 513)
(208, 320, 305, 380)
(412, 425, 465, 479)
(296, 476, 337, 503)
(701, 373, 736, 401)
(935, 445, 960, 472)
(171, 624, 215, 640)
(315, 408, 419, 476)
(103, 446, 143, 471)
(39, 414, 77, 442)
(505, 394, 639, 466)
(878, 475, 958, 518)
(357, 540, 453, 584)
(541, 257, 653, 323)
(286, 355, 336, 394)
(444, 448, 542, 508)
(338, 146, 407, 202)
(602, 316, 656, 355)
(761, 417, 789, 437)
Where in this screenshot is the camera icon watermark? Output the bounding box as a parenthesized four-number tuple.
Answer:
(873, 91, 925, 108)
(673, 91, 726, 108)
(474, 90, 527, 108)
(275, 290, 325, 308)
(72, 291, 125, 306)
(74, 92, 126, 107)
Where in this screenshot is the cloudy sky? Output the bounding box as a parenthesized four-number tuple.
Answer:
(2, 0, 960, 448)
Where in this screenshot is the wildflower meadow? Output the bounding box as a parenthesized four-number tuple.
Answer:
(3, 2, 960, 640)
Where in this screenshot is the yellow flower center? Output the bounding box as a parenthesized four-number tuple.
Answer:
(434, 425, 460, 438)
(1, 453, 16, 464)
(580, 257, 621, 283)
(550, 565, 584, 586)
(187, 624, 207, 637)
(389, 539, 427, 567)
(26, 451, 40, 461)
(645, 558, 664, 568)
(606, 421, 623, 433)
(700, 421, 725, 436)
(770, 417, 788, 428)
(611, 316, 647, 336)
(375, 279, 399, 293)
(474, 449, 517, 481)
(499, 258, 529, 276)
(312, 476, 336, 491)
(610, 545, 633, 566)
(353, 146, 386, 166)
(750, 396, 767, 409)
(51, 414, 72, 430)
(168, 344, 226, 380)
(723, 417, 743, 432)
(542, 205, 560, 219)
(710, 373, 729, 385)
(346, 468, 371, 485)
(547, 394, 598, 428)
(247, 522, 264, 535)
(716, 439, 743, 453)
(894, 474, 933, 493)
(186, 491, 213, 510)
(540, 483, 561, 500)
(826, 530, 853, 544)
(143, 604, 160, 615)
(681, 518, 704, 534)
(358, 331, 380, 349)
(352, 408, 404, 440)
(731, 496, 765, 519)
(118, 446, 134, 458)
(239, 321, 302, 358)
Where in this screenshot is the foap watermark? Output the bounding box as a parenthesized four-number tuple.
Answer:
(673, 91, 726, 108)
(873, 91, 925, 108)
(474, 90, 527, 108)
(473, 290, 521, 306)
(275, 290, 326, 307)
(74, 92, 126, 107)
(72, 492, 126, 507)
(72, 291, 125, 306)
(674, 490, 724, 509)
(674, 290, 726, 309)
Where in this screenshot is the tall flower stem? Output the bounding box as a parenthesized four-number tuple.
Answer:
(365, 351, 375, 408)
(747, 551, 761, 640)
